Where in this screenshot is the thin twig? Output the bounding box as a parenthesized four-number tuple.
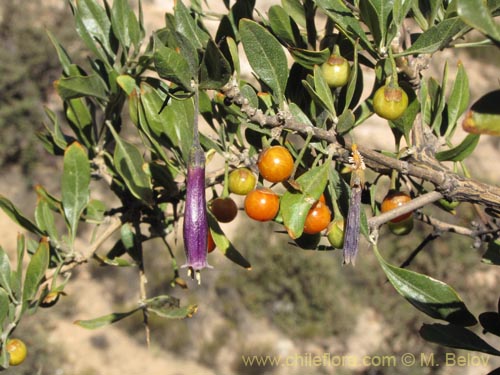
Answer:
(368, 191, 444, 230)
(220, 82, 500, 211)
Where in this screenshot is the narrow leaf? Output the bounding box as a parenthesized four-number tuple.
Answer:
(0, 247, 12, 296)
(35, 198, 59, 243)
(111, 0, 140, 51)
(281, 162, 330, 239)
(420, 323, 500, 356)
(199, 40, 232, 90)
(0, 196, 43, 236)
(240, 19, 288, 104)
(73, 0, 114, 62)
(174, 0, 209, 49)
(315, 0, 373, 54)
(207, 213, 251, 269)
(435, 134, 480, 161)
(0, 288, 9, 325)
(401, 17, 467, 55)
(374, 246, 477, 326)
(138, 82, 194, 163)
(22, 238, 50, 307)
(153, 45, 193, 91)
(107, 125, 153, 204)
(75, 308, 141, 329)
(447, 62, 470, 130)
(457, 0, 500, 42)
(56, 74, 108, 100)
(146, 295, 198, 319)
(62, 142, 91, 241)
(313, 65, 336, 116)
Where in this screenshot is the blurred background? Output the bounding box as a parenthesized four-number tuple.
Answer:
(1, 1, 499, 374)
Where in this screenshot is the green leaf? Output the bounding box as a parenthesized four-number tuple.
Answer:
(0, 247, 12, 297)
(84, 199, 107, 223)
(457, 0, 500, 42)
(22, 238, 50, 308)
(0, 196, 43, 236)
(35, 198, 59, 243)
(420, 324, 500, 356)
(138, 82, 194, 163)
(111, 0, 141, 51)
(46, 29, 72, 75)
(374, 246, 477, 326)
(482, 239, 500, 266)
(116, 75, 137, 96)
(62, 142, 91, 241)
(199, 40, 232, 90)
(0, 288, 9, 325)
(72, 0, 114, 62)
(207, 213, 251, 269)
(314, 0, 373, 54)
(268, 5, 305, 47)
(281, 162, 330, 239)
(107, 125, 153, 204)
(390, 87, 419, 142)
(435, 134, 480, 161)
(75, 307, 141, 329)
(240, 19, 288, 104)
(313, 65, 336, 116)
(359, 0, 394, 48)
(56, 73, 108, 100)
(336, 110, 356, 135)
(400, 17, 466, 55)
(146, 295, 198, 319)
(174, 0, 209, 49)
(289, 102, 314, 127)
(153, 44, 193, 92)
(289, 47, 330, 70)
(446, 62, 470, 131)
(282, 0, 307, 28)
(65, 97, 94, 148)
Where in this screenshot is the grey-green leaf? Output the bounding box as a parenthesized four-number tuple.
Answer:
(281, 162, 330, 239)
(199, 40, 232, 90)
(0, 196, 43, 236)
(0, 288, 9, 325)
(75, 307, 141, 329)
(435, 134, 480, 162)
(374, 246, 477, 326)
(146, 295, 198, 319)
(107, 125, 153, 204)
(240, 19, 288, 105)
(62, 142, 91, 241)
(447, 62, 470, 130)
(73, 0, 114, 62)
(22, 238, 50, 308)
(153, 45, 193, 92)
(400, 17, 466, 56)
(111, 0, 141, 51)
(0, 247, 12, 296)
(457, 0, 500, 42)
(56, 74, 108, 100)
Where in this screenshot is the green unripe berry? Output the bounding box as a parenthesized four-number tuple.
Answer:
(373, 85, 409, 120)
(320, 54, 351, 88)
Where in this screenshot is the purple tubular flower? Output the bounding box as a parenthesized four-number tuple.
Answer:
(183, 145, 211, 283)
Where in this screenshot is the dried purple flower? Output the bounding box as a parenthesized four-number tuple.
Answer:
(342, 144, 365, 265)
(182, 145, 211, 283)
